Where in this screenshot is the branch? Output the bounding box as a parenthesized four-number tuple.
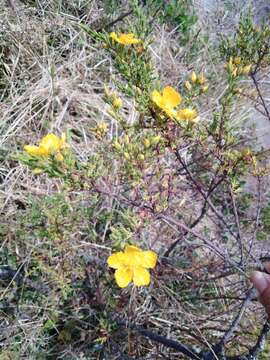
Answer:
(229, 185, 244, 264)
(213, 288, 257, 356)
(115, 319, 201, 360)
(159, 213, 247, 277)
(250, 72, 270, 122)
(96, 10, 134, 32)
(246, 320, 270, 359)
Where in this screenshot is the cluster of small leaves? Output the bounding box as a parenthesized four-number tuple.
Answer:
(220, 15, 270, 67)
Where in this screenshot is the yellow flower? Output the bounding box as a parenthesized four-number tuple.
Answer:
(91, 122, 109, 139)
(190, 71, 197, 83)
(110, 32, 141, 45)
(24, 133, 68, 160)
(151, 86, 182, 119)
(107, 245, 157, 288)
(39, 134, 62, 154)
(176, 108, 198, 122)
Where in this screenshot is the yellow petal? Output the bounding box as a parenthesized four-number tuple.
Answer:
(151, 90, 163, 107)
(118, 33, 140, 45)
(164, 108, 177, 119)
(176, 108, 198, 121)
(110, 32, 118, 42)
(163, 86, 182, 107)
(124, 245, 142, 254)
(142, 251, 157, 269)
(115, 267, 133, 288)
(39, 134, 61, 153)
(107, 252, 126, 269)
(37, 146, 50, 157)
(110, 32, 141, 45)
(133, 267, 150, 286)
(24, 145, 49, 157)
(24, 145, 42, 156)
(124, 245, 143, 268)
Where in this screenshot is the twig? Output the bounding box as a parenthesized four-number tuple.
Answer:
(246, 320, 270, 359)
(250, 73, 270, 122)
(96, 10, 134, 32)
(164, 172, 226, 257)
(158, 213, 247, 277)
(229, 185, 244, 264)
(115, 319, 201, 360)
(247, 176, 262, 259)
(175, 149, 240, 243)
(213, 287, 257, 356)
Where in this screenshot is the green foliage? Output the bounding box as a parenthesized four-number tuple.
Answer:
(220, 14, 270, 66)
(155, 0, 198, 44)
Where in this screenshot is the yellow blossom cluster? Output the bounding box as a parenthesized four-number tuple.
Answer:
(113, 134, 162, 162)
(110, 32, 141, 45)
(104, 86, 123, 111)
(151, 86, 198, 122)
(225, 57, 252, 77)
(91, 122, 109, 139)
(107, 245, 157, 288)
(185, 71, 209, 93)
(24, 133, 68, 161)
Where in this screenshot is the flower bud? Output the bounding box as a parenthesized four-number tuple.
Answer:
(202, 84, 209, 93)
(241, 64, 252, 75)
(233, 57, 241, 65)
(123, 135, 130, 144)
(123, 152, 130, 160)
(190, 71, 197, 83)
(185, 81, 192, 90)
(143, 139, 151, 148)
(112, 97, 123, 110)
(198, 73, 206, 85)
(151, 136, 161, 145)
(232, 68, 238, 77)
(113, 141, 122, 151)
